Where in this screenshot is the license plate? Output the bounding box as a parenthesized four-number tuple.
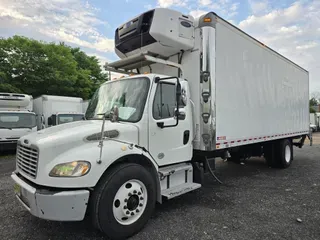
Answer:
(14, 183, 21, 197)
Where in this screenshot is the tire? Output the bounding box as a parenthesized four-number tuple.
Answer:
(90, 163, 156, 240)
(274, 139, 293, 169)
(265, 139, 293, 169)
(264, 143, 277, 168)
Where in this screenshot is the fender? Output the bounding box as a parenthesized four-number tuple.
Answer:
(39, 140, 162, 203)
(104, 145, 162, 203)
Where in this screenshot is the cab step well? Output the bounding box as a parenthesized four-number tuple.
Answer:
(162, 182, 201, 199)
(159, 163, 201, 199)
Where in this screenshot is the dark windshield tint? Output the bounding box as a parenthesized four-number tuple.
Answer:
(57, 114, 84, 124)
(0, 112, 36, 129)
(85, 77, 150, 122)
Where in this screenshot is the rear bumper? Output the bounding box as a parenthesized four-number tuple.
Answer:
(11, 172, 90, 221)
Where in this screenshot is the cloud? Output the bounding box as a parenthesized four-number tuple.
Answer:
(190, 0, 239, 19)
(144, 4, 153, 10)
(238, 0, 320, 92)
(248, 0, 270, 15)
(0, 0, 114, 53)
(157, 0, 188, 8)
(199, 0, 212, 6)
(189, 10, 207, 18)
(296, 42, 318, 50)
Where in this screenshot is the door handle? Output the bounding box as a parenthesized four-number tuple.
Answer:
(183, 130, 190, 145)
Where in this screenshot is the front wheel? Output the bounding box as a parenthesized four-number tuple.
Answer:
(90, 163, 156, 240)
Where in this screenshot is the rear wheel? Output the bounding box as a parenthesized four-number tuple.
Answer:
(90, 163, 156, 240)
(264, 139, 293, 168)
(275, 139, 293, 168)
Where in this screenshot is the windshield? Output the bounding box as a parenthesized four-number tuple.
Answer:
(85, 77, 150, 122)
(57, 114, 84, 125)
(0, 112, 36, 129)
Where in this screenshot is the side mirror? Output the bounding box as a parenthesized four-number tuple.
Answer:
(48, 115, 57, 126)
(176, 82, 182, 104)
(174, 81, 182, 117)
(155, 76, 183, 129)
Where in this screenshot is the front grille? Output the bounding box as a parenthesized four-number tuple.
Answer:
(16, 144, 39, 178)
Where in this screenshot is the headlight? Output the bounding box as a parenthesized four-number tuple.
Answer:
(49, 161, 91, 177)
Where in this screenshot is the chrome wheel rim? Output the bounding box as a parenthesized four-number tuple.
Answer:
(112, 179, 147, 225)
(285, 145, 291, 163)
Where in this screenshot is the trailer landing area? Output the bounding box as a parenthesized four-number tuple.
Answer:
(0, 137, 319, 240)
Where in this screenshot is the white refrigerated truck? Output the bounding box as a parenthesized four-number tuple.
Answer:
(11, 8, 310, 240)
(33, 95, 85, 130)
(310, 113, 319, 132)
(82, 100, 90, 114)
(0, 93, 37, 150)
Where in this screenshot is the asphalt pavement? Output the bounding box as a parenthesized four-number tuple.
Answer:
(0, 135, 319, 240)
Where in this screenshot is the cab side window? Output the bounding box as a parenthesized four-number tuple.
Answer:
(153, 83, 176, 120)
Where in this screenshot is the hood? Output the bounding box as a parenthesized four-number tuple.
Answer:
(0, 127, 36, 142)
(19, 120, 139, 149)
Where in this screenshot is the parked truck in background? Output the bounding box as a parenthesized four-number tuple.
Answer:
(0, 93, 37, 151)
(310, 112, 320, 132)
(82, 100, 90, 114)
(33, 95, 84, 130)
(11, 8, 310, 240)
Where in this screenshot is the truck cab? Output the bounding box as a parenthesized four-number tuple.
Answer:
(0, 93, 37, 150)
(85, 74, 192, 165)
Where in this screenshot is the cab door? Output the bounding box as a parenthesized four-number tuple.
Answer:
(148, 78, 193, 166)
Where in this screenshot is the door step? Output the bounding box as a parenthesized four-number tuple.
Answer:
(161, 182, 201, 199)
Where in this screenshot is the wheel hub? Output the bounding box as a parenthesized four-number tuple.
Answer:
(113, 179, 147, 225)
(127, 195, 139, 211)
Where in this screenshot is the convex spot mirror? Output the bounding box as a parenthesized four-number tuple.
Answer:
(181, 86, 187, 106)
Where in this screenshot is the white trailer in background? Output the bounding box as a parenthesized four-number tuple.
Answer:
(0, 93, 37, 150)
(11, 8, 310, 240)
(310, 113, 320, 132)
(82, 100, 90, 114)
(33, 95, 84, 130)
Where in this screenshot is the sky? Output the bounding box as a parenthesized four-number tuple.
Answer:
(0, 0, 319, 93)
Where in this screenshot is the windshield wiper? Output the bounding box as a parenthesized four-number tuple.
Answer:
(0, 127, 12, 130)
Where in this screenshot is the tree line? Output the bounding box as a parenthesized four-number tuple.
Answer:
(0, 35, 108, 100)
